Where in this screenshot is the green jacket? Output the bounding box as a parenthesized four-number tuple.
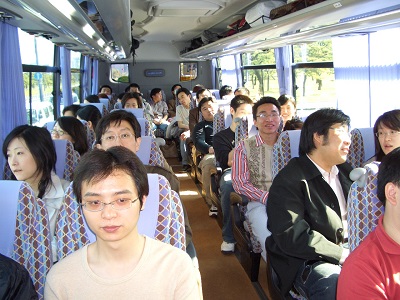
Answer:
(266, 155, 352, 296)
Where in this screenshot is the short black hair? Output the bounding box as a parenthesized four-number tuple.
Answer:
(252, 96, 281, 120)
(126, 83, 141, 93)
(77, 105, 102, 130)
(219, 85, 233, 99)
(299, 108, 350, 156)
(283, 117, 304, 131)
(230, 95, 253, 111)
(277, 94, 296, 108)
(56, 117, 89, 156)
(95, 110, 141, 144)
(121, 92, 143, 108)
(171, 84, 182, 91)
(176, 88, 191, 97)
(198, 96, 215, 111)
(150, 88, 162, 98)
(85, 95, 100, 103)
(377, 147, 400, 206)
(196, 88, 210, 100)
(63, 104, 81, 117)
(99, 85, 112, 94)
(73, 147, 149, 208)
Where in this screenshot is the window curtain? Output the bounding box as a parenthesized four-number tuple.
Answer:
(332, 28, 400, 128)
(0, 23, 26, 177)
(211, 58, 217, 89)
(220, 55, 238, 88)
(82, 56, 91, 100)
(91, 58, 99, 95)
(274, 45, 293, 96)
(234, 54, 243, 88)
(60, 47, 73, 106)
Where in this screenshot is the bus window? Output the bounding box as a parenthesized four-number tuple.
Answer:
(111, 64, 129, 83)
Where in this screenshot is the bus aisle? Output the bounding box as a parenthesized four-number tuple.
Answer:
(169, 158, 268, 300)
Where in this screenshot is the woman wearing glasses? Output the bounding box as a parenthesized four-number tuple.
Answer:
(51, 116, 89, 156)
(3, 125, 70, 262)
(366, 109, 400, 163)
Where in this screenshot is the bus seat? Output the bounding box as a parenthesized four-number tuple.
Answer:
(235, 114, 257, 145)
(55, 182, 90, 261)
(114, 102, 122, 110)
(211, 89, 220, 99)
(0, 180, 52, 299)
(136, 136, 167, 168)
(272, 130, 301, 179)
(169, 190, 186, 251)
(347, 127, 375, 168)
(44, 121, 56, 133)
(123, 108, 144, 119)
(213, 104, 232, 135)
(80, 103, 108, 116)
(99, 98, 111, 111)
(347, 161, 384, 252)
(137, 117, 152, 136)
(79, 119, 95, 149)
(53, 139, 80, 182)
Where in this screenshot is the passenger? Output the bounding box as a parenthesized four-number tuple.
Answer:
(277, 94, 296, 125)
(97, 93, 109, 99)
(121, 92, 142, 109)
(231, 96, 281, 261)
(189, 88, 212, 134)
(113, 92, 126, 109)
(149, 88, 169, 137)
(0, 253, 38, 299)
(213, 95, 253, 253)
(125, 83, 155, 121)
(234, 87, 250, 96)
(219, 85, 234, 100)
(98, 84, 112, 96)
(337, 147, 400, 299)
(94, 110, 194, 254)
(44, 147, 200, 299)
(283, 116, 303, 131)
(367, 109, 400, 163)
(192, 97, 218, 216)
(84, 94, 100, 104)
(167, 83, 182, 118)
(51, 117, 89, 156)
(176, 87, 191, 171)
(265, 108, 352, 299)
(3, 125, 70, 262)
(192, 84, 205, 95)
(77, 105, 102, 132)
(62, 104, 81, 117)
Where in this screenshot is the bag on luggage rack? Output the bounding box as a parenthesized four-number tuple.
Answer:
(269, 0, 326, 20)
(245, 1, 286, 27)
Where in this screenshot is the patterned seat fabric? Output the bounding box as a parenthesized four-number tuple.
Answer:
(347, 162, 384, 252)
(271, 130, 301, 179)
(0, 181, 52, 300)
(137, 117, 153, 136)
(213, 104, 231, 135)
(169, 190, 186, 251)
(53, 139, 80, 182)
(55, 182, 90, 261)
(347, 128, 375, 168)
(80, 120, 95, 149)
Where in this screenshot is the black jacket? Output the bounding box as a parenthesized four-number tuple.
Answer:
(265, 155, 352, 296)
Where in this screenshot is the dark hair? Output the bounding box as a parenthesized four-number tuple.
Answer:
(77, 105, 102, 131)
(63, 104, 81, 117)
(230, 95, 253, 111)
(98, 93, 108, 99)
(73, 147, 149, 208)
(196, 88, 210, 100)
(283, 117, 304, 131)
(234, 87, 250, 96)
(126, 83, 141, 93)
(219, 85, 233, 99)
(3, 125, 57, 199)
(95, 110, 142, 144)
(56, 117, 89, 155)
(277, 94, 296, 108)
(377, 147, 400, 206)
(171, 84, 182, 92)
(373, 109, 400, 162)
(299, 108, 350, 156)
(117, 92, 126, 101)
(99, 85, 112, 94)
(150, 88, 162, 98)
(85, 95, 100, 103)
(192, 84, 205, 94)
(121, 92, 143, 108)
(253, 96, 281, 120)
(198, 96, 215, 111)
(176, 87, 191, 97)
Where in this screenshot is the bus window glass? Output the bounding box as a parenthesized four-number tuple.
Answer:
(111, 64, 129, 82)
(18, 29, 54, 66)
(24, 72, 55, 126)
(293, 40, 333, 63)
(180, 62, 197, 81)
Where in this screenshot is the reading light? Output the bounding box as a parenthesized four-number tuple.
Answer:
(97, 39, 105, 47)
(47, 0, 75, 21)
(82, 24, 95, 38)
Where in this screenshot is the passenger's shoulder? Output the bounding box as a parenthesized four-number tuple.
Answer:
(48, 246, 85, 276)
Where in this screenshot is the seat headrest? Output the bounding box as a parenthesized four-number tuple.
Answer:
(349, 167, 367, 188)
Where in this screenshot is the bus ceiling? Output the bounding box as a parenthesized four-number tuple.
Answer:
(0, 0, 399, 63)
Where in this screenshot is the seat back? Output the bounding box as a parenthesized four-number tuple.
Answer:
(124, 108, 144, 119)
(213, 103, 232, 135)
(137, 117, 152, 136)
(79, 119, 95, 149)
(136, 136, 167, 168)
(235, 114, 258, 144)
(99, 98, 111, 111)
(272, 130, 301, 179)
(53, 139, 80, 182)
(0, 180, 52, 299)
(347, 127, 375, 168)
(211, 89, 220, 99)
(347, 162, 384, 252)
(55, 182, 91, 261)
(80, 103, 108, 116)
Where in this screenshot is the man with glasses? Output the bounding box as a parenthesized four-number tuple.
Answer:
(266, 108, 353, 299)
(44, 147, 200, 299)
(231, 97, 281, 261)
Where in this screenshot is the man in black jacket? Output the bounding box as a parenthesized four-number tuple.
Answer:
(266, 108, 352, 299)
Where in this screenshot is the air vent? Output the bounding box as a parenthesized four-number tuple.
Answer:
(23, 30, 59, 40)
(0, 7, 22, 21)
(148, 1, 225, 17)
